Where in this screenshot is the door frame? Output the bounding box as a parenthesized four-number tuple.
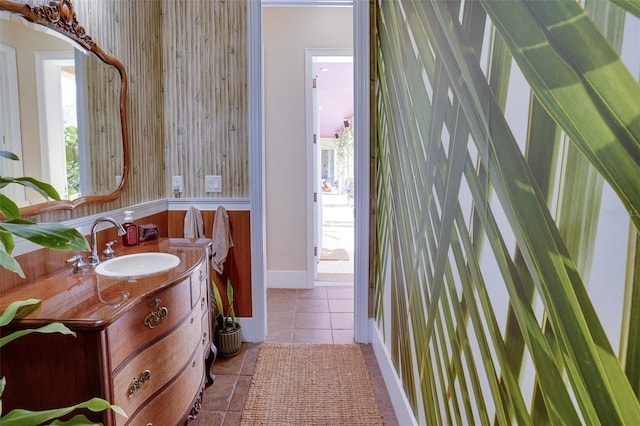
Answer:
(251, 0, 370, 343)
(305, 48, 353, 287)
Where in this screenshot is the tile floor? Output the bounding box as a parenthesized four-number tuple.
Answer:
(192, 287, 399, 425)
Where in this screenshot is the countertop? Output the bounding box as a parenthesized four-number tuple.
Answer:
(0, 238, 211, 329)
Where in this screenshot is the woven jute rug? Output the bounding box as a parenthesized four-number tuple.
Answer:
(240, 343, 383, 425)
(316, 272, 354, 282)
(320, 247, 350, 261)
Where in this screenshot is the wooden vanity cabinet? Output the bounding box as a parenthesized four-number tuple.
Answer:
(0, 238, 213, 425)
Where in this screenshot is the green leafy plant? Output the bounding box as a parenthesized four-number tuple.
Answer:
(0, 300, 127, 426)
(0, 151, 89, 277)
(374, 1, 640, 424)
(0, 151, 126, 424)
(65, 125, 80, 197)
(211, 278, 237, 332)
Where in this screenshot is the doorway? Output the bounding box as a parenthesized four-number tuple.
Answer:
(308, 52, 355, 284)
(251, 0, 369, 343)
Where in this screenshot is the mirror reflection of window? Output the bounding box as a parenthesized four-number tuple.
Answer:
(0, 43, 26, 206)
(35, 50, 82, 200)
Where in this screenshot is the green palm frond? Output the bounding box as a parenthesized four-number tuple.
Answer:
(374, 0, 640, 424)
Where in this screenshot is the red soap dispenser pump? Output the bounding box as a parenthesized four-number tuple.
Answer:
(122, 210, 139, 246)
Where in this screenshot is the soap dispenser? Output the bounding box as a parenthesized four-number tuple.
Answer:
(122, 210, 139, 246)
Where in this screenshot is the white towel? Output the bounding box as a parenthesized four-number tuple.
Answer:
(184, 206, 205, 238)
(211, 205, 233, 274)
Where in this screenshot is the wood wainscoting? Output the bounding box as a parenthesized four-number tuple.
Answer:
(2, 209, 252, 321)
(167, 209, 252, 318)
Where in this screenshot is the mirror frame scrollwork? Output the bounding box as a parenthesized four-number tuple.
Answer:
(0, 0, 129, 217)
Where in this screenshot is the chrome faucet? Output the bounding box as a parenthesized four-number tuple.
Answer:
(89, 217, 126, 266)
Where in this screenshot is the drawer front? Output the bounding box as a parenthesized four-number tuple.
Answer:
(108, 278, 192, 370)
(201, 309, 212, 358)
(125, 347, 205, 426)
(113, 309, 203, 424)
(190, 261, 207, 308)
(200, 265, 209, 311)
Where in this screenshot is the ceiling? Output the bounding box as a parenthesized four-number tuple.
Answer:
(313, 59, 354, 138)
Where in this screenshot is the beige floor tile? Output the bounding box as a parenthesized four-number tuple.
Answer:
(296, 297, 330, 312)
(293, 328, 333, 343)
(326, 286, 354, 299)
(267, 307, 295, 322)
(267, 288, 298, 298)
(332, 329, 355, 344)
(201, 374, 235, 411)
(266, 326, 293, 343)
(239, 345, 260, 376)
(297, 287, 328, 298)
(228, 375, 252, 411)
(330, 312, 354, 329)
(222, 411, 243, 426)
(328, 298, 354, 312)
(295, 311, 331, 329)
(191, 409, 225, 426)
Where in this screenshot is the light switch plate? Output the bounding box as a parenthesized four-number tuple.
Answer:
(205, 175, 222, 192)
(172, 176, 183, 193)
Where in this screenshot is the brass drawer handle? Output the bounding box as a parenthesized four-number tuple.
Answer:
(202, 332, 207, 345)
(200, 296, 206, 309)
(129, 370, 151, 397)
(144, 306, 168, 329)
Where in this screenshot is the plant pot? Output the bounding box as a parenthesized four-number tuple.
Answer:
(215, 324, 242, 357)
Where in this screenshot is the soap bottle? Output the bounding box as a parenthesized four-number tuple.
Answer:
(122, 210, 138, 246)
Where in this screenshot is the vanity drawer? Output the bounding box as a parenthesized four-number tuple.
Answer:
(112, 309, 202, 425)
(201, 309, 212, 356)
(190, 261, 207, 308)
(125, 347, 205, 426)
(108, 278, 192, 370)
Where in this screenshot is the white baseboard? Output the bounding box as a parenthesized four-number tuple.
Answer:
(370, 320, 418, 426)
(267, 270, 307, 288)
(236, 317, 256, 342)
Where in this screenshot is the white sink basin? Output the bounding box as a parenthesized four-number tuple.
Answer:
(95, 252, 180, 278)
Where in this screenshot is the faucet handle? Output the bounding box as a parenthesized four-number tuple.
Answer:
(103, 240, 117, 259)
(66, 255, 88, 273)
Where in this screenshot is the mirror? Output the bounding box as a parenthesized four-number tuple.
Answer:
(0, 0, 128, 217)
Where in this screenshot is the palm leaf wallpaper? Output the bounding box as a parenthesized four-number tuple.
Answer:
(373, 0, 640, 424)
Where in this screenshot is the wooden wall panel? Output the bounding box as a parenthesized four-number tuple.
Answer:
(168, 210, 252, 317)
(1, 211, 169, 293)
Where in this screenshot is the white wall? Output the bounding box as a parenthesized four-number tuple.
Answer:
(263, 6, 352, 287)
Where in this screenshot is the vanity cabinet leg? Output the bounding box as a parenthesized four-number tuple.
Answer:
(205, 342, 217, 385)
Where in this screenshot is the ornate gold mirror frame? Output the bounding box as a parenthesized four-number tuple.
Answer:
(0, 0, 128, 217)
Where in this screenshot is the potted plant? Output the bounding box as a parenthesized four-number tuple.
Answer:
(211, 278, 242, 357)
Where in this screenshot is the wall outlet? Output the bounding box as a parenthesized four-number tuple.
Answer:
(172, 175, 183, 193)
(205, 175, 222, 192)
